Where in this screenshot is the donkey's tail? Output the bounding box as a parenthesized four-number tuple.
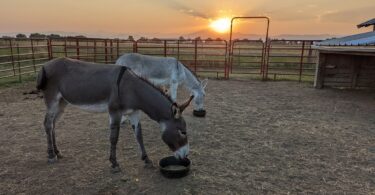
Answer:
(36, 66, 47, 90)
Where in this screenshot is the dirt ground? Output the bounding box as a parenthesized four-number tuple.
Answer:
(0, 79, 374, 194)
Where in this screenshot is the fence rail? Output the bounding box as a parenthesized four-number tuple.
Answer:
(0, 37, 324, 83)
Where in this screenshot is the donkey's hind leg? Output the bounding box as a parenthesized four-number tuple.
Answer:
(128, 111, 153, 166)
(51, 99, 67, 159)
(43, 94, 65, 163)
(108, 111, 122, 173)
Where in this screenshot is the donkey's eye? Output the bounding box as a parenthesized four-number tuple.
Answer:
(179, 129, 186, 135)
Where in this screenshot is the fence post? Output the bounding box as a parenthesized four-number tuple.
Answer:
(9, 39, 16, 76)
(16, 44, 22, 82)
(93, 40, 97, 62)
(177, 40, 180, 60)
(299, 41, 306, 82)
(224, 41, 228, 79)
(105, 40, 108, 63)
(64, 39, 67, 57)
(110, 39, 113, 63)
(76, 39, 80, 60)
(133, 41, 137, 53)
(116, 39, 120, 59)
(30, 39, 36, 73)
(47, 39, 52, 60)
(260, 42, 265, 75)
(164, 40, 167, 57)
(263, 41, 271, 81)
(194, 40, 197, 73)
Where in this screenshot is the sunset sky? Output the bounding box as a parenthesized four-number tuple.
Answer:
(1, 0, 374, 39)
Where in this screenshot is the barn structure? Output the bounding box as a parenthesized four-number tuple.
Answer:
(313, 19, 375, 89)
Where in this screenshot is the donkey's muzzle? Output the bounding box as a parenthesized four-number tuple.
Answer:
(174, 144, 189, 159)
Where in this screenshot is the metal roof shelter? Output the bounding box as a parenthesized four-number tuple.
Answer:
(315, 31, 375, 46)
(357, 18, 375, 31)
(313, 19, 375, 89)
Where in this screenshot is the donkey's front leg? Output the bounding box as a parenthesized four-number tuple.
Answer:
(129, 111, 153, 167)
(109, 112, 121, 173)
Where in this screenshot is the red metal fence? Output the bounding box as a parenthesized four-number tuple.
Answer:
(0, 37, 320, 83)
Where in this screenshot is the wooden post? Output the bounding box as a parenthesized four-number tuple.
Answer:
(351, 56, 361, 88)
(314, 52, 326, 88)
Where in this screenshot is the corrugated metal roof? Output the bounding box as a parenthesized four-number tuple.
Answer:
(357, 18, 375, 28)
(315, 31, 375, 46)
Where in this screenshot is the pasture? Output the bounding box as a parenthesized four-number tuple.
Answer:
(0, 79, 374, 194)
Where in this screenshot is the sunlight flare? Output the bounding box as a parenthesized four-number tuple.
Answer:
(210, 17, 231, 33)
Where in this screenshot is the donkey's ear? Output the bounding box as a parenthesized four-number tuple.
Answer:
(172, 103, 181, 119)
(179, 95, 194, 113)
(201, 79, 208, 89)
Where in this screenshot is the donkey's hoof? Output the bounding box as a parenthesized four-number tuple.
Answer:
(144, 159, 154, 168)
(111, 166, 122, 174)
(56, 153, 64, 159)
(47, 156, 57, 164)
(144, 162, 154, 169)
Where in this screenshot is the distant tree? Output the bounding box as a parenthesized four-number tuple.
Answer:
(178, 36, 185, 41)
(139, 37, 148, 41)
(29, 33, 46, 39)
(128, 35, 134, 41)
(74, 35, 87, 38)
(47, 34, 61, 38)
(16, 34, 27, 38)
(215, 37, 222, 41)
(205, 37, 213, 41)
(1, 35, 13, 39)
(195, 36, 202, 41)
(151, 37, 161, 41)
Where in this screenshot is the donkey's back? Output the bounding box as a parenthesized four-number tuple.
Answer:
(116, 53, 183, 84)
(37, 57, 122, 107)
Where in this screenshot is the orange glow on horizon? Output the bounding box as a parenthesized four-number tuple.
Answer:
(209, 18, 231, 33)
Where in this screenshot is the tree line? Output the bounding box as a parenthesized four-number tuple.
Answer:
(1, 33, 87, 39)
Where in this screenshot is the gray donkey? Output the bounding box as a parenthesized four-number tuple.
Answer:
(37, 57, 193, 173)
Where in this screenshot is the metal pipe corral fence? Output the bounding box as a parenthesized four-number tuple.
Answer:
(0, 37, 323, 82)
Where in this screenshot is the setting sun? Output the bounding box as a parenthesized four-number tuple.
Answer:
(210, 18, 231, 33)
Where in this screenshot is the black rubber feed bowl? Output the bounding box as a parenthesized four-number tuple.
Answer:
(159, 156, 191, 178)
(193, 109, 206, 117)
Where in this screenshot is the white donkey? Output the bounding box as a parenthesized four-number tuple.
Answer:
(116, 53, 207, 112)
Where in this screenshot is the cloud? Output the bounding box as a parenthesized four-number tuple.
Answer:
(156, 0, 210, 19)
(245, 3, 319, 22)
(319, 6, 375, 23)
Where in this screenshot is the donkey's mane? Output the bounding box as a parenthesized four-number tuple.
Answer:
(178, 60, 199, 81)
(127, 69, 174, 103)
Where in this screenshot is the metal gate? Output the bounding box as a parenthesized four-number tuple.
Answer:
(227, 16, 320, 82)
